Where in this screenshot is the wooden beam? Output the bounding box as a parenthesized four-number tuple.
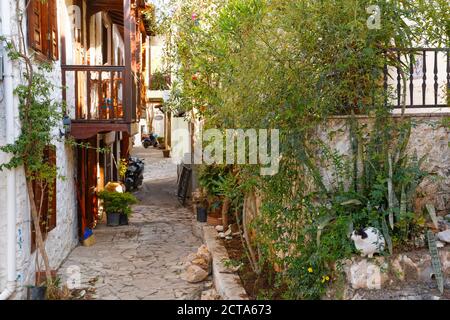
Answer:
(123, 0, 133, 123)
(70, 123, 131, 140)
(60, 5, 67, 104)
(87, 0, 123, 12)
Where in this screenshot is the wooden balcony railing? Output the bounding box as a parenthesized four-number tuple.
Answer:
(62, 65, 138, 123)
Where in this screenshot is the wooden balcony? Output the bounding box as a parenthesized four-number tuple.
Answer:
(59, 0, 151, 139)
(62, 65, 140, 139)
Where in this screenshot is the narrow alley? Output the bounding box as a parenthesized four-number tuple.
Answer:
(59, 148, 206, 300)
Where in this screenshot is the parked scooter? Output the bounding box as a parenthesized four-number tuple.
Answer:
(124, 157, 144, 191)
(142, 133, 159, 149)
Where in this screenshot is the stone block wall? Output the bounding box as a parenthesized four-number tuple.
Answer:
(318, 114, 450, 215)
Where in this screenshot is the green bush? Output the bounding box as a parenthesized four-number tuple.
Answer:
(150, 71, 171, 90)
(98, 191, 138, 217)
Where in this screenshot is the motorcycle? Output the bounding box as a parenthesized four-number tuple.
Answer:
(124, 157, 145, 191)
(142, 133, 159, 149)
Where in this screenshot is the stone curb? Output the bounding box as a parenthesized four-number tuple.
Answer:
(202, 225, 249, 300)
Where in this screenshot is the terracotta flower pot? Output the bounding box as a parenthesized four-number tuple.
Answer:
(35, 270, 57, 286)
(207, 213, 223, 227)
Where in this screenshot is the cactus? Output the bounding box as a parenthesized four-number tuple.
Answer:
(316, 215, 335, 247)
(387, 152, 395, 229)
(427, 230, 444, 294)
(425, 204, 439, 229)
(381, 216, 393, 255)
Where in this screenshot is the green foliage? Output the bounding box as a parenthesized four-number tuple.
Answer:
(150, 71, 171, 90)
(142, 3, 159, 36)
(0, 61, 61, 187)
(118, 159, 128, 180)
(198, 164, 232, 197)
(163, 0, 448, 299)
(97, 191, 138, 217)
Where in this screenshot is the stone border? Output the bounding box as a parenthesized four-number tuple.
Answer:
(201, 225, 249, 300)
(333, 248, 450, 293)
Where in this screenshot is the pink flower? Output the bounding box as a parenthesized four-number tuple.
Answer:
(191, 13, 198, 21)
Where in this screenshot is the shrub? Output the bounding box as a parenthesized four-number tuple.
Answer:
(98, 191, 138, 217)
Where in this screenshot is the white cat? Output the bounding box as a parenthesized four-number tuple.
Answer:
(351, 227, 385, 258)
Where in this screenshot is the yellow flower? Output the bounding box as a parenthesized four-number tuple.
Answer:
(325, 276, 330, 281)
(308, 267, 313, 273)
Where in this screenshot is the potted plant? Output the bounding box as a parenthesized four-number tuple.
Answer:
(192, 189, 208, 223)
(98, 191, 138, 227)
(27, 284, 47, 300)
(27, 271, 59, 300)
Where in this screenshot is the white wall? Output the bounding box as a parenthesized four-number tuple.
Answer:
(153, 108, 166, 138)
(150, 35, 166, 74)
(171, 116, 191, 165)
(387, 50, 449, 114)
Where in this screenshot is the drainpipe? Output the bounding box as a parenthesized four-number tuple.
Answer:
(0, 0, 17, 300)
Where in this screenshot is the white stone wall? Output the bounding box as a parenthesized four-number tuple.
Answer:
(0, 44, 8, 292)
(0, 0, 79, 299)
(318, 115, 450, 215)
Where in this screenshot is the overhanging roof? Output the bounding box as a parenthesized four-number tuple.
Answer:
(87, 0, 153, 35)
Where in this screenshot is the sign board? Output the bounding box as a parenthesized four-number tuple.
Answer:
(177, 165, 192, 206)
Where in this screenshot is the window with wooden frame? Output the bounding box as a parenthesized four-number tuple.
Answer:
(31, 146, 57, 253)
(27, 0, 59, 61)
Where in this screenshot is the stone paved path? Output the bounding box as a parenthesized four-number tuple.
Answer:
(58, 148, 205, 300)
(132, 146, 178, 181)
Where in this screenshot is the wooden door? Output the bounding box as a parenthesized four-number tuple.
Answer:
(76, 136, 99, 238)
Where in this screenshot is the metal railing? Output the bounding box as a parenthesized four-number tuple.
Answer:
(384, 48, 449, 109)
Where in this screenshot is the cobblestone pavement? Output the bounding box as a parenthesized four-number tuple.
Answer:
(58, 148, 205, 300)
(132, 147, 178, 181)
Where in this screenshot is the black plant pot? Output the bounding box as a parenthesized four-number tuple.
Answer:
(107, 212, 121, 227)
(27, 286, 47, 300)
(197, 207, 207, 223)
(119, 214, 129, 226)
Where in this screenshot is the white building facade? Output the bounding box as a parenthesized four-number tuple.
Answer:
(0, 0, 79, 300)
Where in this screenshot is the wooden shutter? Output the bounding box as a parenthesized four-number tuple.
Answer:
(27, 0, 43, 52)
(31, 174, 49, 252)
(48, 0, 59, 60)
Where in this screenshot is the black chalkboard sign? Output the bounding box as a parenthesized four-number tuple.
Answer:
(177, 165, 192, 206)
